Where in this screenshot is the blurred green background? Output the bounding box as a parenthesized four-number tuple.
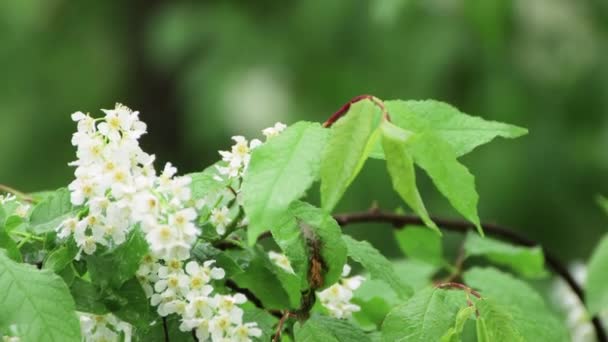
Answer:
(1, 0, 607, 260)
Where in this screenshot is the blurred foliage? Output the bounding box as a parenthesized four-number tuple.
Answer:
(1, 0, 608, 259)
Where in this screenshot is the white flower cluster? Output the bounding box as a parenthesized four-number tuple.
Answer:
(552, 262, 608, 342)
(215, 122, 285, 181)
(136, 256, 261, 341)
(78, 312, 132, 342)
(317, 265, 365, 319)
(60, 104, 200, 260)
(268, 252, 365, 320)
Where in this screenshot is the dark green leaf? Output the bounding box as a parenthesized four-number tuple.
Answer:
(295, 314, 371, 342)
(86, 228, 149, 289)
(70, 277, 108, 314)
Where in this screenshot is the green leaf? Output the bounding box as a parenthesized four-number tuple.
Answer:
(463, 267, 569, 341)
(70, 277, 108, 315)
(321, 99, 382, 211)
(191, 241, 244, 277)
(108, 278, 154, 330)
(597, 195, 608, 216)
(440, 305, 476, 342)
(242, 305, 278, 342)
(405, 132, 482, 235)
(289, 201, 348, 288)
(43, 241, 78, 273)
(343, 235, 412, 299)
(29, 188, 76, 234)
(381, 121, 437, 231)
(394, 226, 443, 266)
(0, 223, 21, 262)
(268, 212, 309, 283)
(0, 251, 81, 341)
(86, 228, 149, 289)
(188, 161, 229, 200)
(232, 249, 295, 310)
(474, 299, 523, 342)
(242, 121, 328, 244)
(295, 314, 371, 342)
(381, 287, 465, 341)
(385, 100, 528, 157)
(586, 233, 608, 315)
(463, 231, 546, 278)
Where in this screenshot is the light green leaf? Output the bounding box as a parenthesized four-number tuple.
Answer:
(440, 305, 476, 342)
(597, 195, 608, 216)
(586, 233, 608, 315)
(242, 121, 328, 244)
(463, 231, 545, 278)
(188, 161, 229, 200)
(289, 201, 347, 288)
(464, 267, 569, 341)
(268, 212, 308, 283)
(386, 100, 528, 157)
(321, 99, 382, 211)
(394, 226, 443, 266)
(29, 188, 76, 234)
(295, 314, 371, 342)
(381, 287, 465, 341)
(43, 244, 77, 273)
(86, 228, 149, 289)
(381, 121, 437, 232)
(343, 235, 412, 299)
(0, 251, 81, 341)
(474, 299, 523, 342)
(406, 132, 482, 235)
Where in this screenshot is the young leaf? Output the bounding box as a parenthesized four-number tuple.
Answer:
(295, 314, 371, 342)
(385, 100, 528, 157)
(405, 132, 482, 235)
(86, 228, 149, 289)
(394, 226, 443, 267)
(242, 121, 328, 244)
(474, 299, 523, 342)
(29, 188, 76, 234)
(268, 212, 309, 283)
(381, 121, 437, 232)
(343, 235, 412, 299)
(188, 162, 229, 200)
(0, 251, 81, 341)
(586, 233, 608, 315)
(320, 99, 382, 211)
(381, 287, 464, 341)
(289, 201, 348, 288)
(463, 267, 569, 341)
(440, 305, 476, 342)
(463, 231, 546, 278)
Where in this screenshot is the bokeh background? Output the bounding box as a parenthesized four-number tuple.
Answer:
(1, 0, 608, 261)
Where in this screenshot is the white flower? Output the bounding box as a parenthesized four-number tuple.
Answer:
(262, 122, 287, 139)
(317, 264, 364, 319)
(0, 194, 16, 205)
(268, 251, 295, 274)
(210, 207, 231, 235)
(78, 312, 132, 342)
(231, 322, 263, 342)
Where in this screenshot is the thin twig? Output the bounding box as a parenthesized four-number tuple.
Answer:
(273, 311, 293, 342)
(0, 184, 34, 203)
(333, 210, 607, 342)
(322, 94, 389, 127)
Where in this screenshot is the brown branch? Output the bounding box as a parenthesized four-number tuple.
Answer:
(273, 311, 294, 342)
(436, 282, 482, 299)
(333, 210, 607, 342)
